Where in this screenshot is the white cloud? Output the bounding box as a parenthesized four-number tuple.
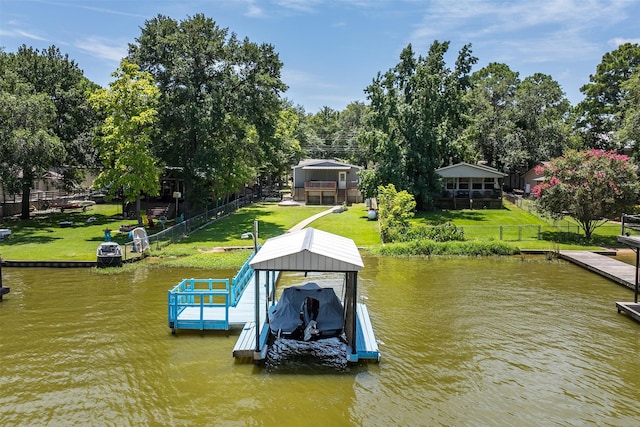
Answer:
(73, 37, 127, 63)
(243, 0, 265, 18)
(273, 0, 323, 13)
(34, 0, 147, 19)
(411, 0, 632, 39)
(407, 0, 635, 65)
(609, 37, 640, 47)
(0, 28, 48, 42)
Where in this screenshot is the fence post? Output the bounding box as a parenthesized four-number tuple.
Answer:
(499, 225, 503, 240)
(518, 226, 522, 241)
(538, 225, 541, 240)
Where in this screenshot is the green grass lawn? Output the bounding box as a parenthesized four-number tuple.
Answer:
(0, 204, 139, 261)
(1, 199, 624, 264)
(149, 203, 381, 268)
(310, 204, 381, 246)
(411, 200, 619, 250)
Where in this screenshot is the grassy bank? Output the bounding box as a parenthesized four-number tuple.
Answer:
(1, 200, 620, 267)
(0, 204, 138, 261)
(150, 203, 381, 268)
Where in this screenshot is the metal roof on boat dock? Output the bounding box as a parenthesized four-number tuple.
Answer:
(249, 227, 364, 272)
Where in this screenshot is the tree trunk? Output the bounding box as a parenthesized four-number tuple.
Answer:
(21, 184, 31, 220)
(136, 195, 142, 226)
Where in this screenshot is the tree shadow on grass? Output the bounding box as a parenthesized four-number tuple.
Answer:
(0, 210, 134, 246)
(415, 209, 499, 224)
(0, 234, 62, 245)
(177, 208, 286, 246)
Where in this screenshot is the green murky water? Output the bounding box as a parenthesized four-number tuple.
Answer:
(1, 256, 639, 426)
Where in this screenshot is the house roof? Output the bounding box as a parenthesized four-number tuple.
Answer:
(293, 159, 361, 171)
(249, 227, 364, 272)
(435, 162, 507, 178)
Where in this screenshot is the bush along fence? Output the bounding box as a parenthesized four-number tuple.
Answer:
(457, 223, 620, 242)
(126, 195, 254, 251)
(389, 221, 622, 244)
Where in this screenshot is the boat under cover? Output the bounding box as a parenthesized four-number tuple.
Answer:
(269, 282, 344, 341)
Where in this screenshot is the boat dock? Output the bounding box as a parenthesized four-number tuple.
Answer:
(560, 238, 640, 323)
(558, 250, 636, 291)
(0, 259, 8, 301)
(168, 248, 381, 362)
(231, 302, 381, 362)
(168, 252, 277, 333)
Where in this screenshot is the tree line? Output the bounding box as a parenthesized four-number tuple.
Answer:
(2, 14, 640, 220)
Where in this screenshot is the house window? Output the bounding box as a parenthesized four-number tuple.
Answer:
(484, 178, 495, 190)
(472, 179, 483, 190)
(458, 178, 469, 190)
(445, 179, 455, 190)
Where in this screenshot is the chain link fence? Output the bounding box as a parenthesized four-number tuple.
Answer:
(127, 195, 254, 251)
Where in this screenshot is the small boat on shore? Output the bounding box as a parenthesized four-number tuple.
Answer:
(96, 242, 123, 267)
(51, 199, 96, 212)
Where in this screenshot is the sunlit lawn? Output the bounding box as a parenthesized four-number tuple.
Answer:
(308, 204, 381, 246)
(412, 200, 621, 250)
(0, 204, 138, 261)
(153, 203, 381, 267)
(1, 198, 625, 263)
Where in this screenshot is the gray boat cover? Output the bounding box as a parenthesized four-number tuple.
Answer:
(269, 282, 344, 335)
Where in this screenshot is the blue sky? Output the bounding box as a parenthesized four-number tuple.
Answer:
(1, 0, 639, 113)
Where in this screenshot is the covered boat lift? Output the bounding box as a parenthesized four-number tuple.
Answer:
(241, 227, 380, 362)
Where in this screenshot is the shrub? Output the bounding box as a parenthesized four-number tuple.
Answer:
(377, 183, 416, 242)
(402, 222, 465, 242)
(371, 240, 519, 256)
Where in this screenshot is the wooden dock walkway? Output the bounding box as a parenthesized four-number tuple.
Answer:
(558, 250, 636, 291)
(559, 249, 640, 323)
(171, 270, 275, 331)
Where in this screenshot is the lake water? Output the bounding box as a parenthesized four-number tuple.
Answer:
(1, 256, 639, 426)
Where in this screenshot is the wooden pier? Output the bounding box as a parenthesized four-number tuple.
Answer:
(0, 258, 8, 301)
(560, 234, 640, 323)
(558, 250, 637, 291)
(168, 270, 277, 333)
(616, 302, 640, 322)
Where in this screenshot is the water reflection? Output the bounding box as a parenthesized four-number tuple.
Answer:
(1, 256, 639, 426)
(266, 338, 349, 373)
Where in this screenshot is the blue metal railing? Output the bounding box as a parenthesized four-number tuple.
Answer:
(168, 248, 260, 333)
(168, 278, 230, 331)
(230, 246, 260, 306)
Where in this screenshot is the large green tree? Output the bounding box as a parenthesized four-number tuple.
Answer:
(510, 73, 570, 170)
(0, 70, 65, 218)
(575, 43, 640, 150)
(465, 64, 570, 175)
(616, 68, 640, 158)
(262, 105, 303, 189)
(301, 102, 368, 163)
(361, 41, 477, 209)
(89, 60, 161, 225)
(2, 45, 100, 189)
(128, 14, 286, 212)
(533, 149, 639, 239)
(464, 63, 520, 169)
(306, 106, 340, 158)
